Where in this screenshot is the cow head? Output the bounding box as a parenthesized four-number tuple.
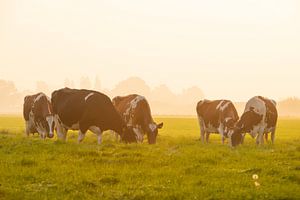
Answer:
(228, 129, 243, 147)
(147, 122, 163, 144)
(32, 93, 55, 139)
(234, 109, 263, 138)
(45, 115, 55, 138)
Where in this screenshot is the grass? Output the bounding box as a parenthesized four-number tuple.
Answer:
(0, 116, 299, 199)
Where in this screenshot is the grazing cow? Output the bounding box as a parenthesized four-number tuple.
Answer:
(234, 96, 278, 145)
(23, 93, 55, 139)
(51, 88, 136, 144)
(196, 99, 241, 147)
(112, 94, 163, 144)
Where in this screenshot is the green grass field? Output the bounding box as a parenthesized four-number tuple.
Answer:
(0, 116, 299, 200)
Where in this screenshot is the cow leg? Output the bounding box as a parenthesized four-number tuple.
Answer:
(200, 122, 206, 143)
(78, 130, 86, 143)
(57, 126, 67, 141)
(222, 136, 225, 144)
(240, 133, 246, 144)
(25, 121, 30, 137)
(264, 133, 268, 142)
(200, 130, 205, 143)
(218, 124, 225, 144)
(205, 132, 210, 143)
(54, 118, 67, 141)
(256, 130, 264, 145)
(36, 123, 47, 140)
(40, 131, 46, 140)
(89, 126, 102, 144)
(271, 128, 276, 144)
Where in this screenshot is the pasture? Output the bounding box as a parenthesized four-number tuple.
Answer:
(0, 116, 299, 200)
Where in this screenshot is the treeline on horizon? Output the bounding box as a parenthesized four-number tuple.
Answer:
(0, 78, 299, 116)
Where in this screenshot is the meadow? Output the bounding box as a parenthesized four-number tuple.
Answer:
(0, 116, 299, 200)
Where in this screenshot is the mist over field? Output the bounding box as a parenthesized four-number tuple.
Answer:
(0, 77, 299, 116)
(1, 1, 300, 199)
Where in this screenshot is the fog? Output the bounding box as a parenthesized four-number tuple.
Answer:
(0, 77, 299, 116)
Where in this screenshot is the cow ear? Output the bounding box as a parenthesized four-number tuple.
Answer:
(157, 122, 163, 129)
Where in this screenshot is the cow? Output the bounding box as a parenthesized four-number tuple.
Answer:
(51, 88, 137, 144)
(23, 92, 55, 139)
(112, 94, 163, 144)
(196, 99, 242, 147)
(234, 96, 278, 145)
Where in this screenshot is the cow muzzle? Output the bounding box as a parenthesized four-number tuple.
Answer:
(48, 132, 54, 138)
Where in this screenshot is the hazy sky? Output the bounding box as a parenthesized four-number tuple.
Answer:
(0, 0, 299, 101)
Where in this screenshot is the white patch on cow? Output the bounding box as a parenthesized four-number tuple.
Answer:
(205, 122, 218, 133)
(149, 123, 156, 132)
(217, 123, 224, 134)
(124, 95, 145, 126)
(46, 115, 54, 137)
(85, 92, 95, 101)
(34, 93, 45, 103)
(271, 99, 277, 107)
(225, 117, 232, 123)
(133, 125, 143, 143)
(244, 97, 266, 115)
(227, 130, 234, 137)
(131, 96, 145, 108)
(217, 101, 231, 112)
(24, 111, 36, 136)
(216, 100, 224, 110)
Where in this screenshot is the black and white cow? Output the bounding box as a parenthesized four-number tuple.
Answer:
(196, 99, 241, 147)
(112, 94, 163, 144)
(51, 88, 136, 144)
(23, 93, 55, 139)
(234, 96, 278, 145)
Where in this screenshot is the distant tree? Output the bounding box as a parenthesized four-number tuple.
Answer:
(150, 84, 176, 102)
(278, 97, 300, 117)
(111, 77, 151, 97)
(179, 86, 204, 104)
(0, 80, 22, 113)
(80, 76, 91, 89)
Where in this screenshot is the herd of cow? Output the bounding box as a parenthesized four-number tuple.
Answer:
(23, 88, 278, 147)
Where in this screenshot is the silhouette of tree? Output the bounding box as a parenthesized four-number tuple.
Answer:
(111, 77, 151, 97)
(80, 76, 91, 89)
(0, 80, 22, 113)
